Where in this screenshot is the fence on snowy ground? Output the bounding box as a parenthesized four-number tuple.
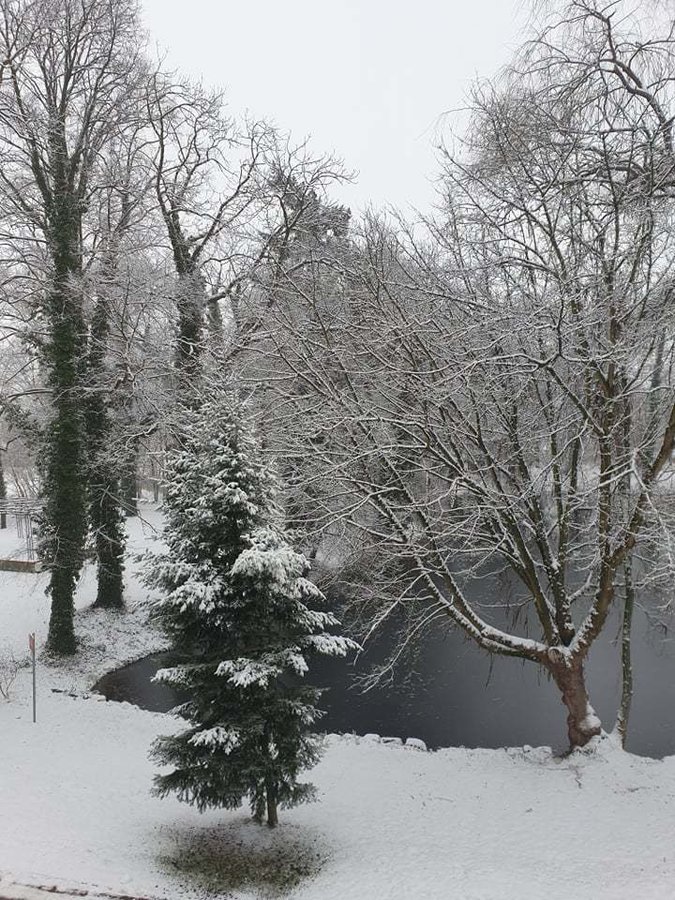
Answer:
(0, 498, 44, 571)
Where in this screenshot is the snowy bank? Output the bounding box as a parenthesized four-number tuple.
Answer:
(0, 510, 168, 694)
(3, 667, 675, 900)
(2, 510, 675, 898)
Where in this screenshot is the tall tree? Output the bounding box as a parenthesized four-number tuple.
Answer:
(233, 156, 352, 547)
(260, 2, 675, 748)
(0, 0, 144, 651)
(83, 118, 156, 604)
(145, 76, 272, 391)
(145, 398, 355, 826)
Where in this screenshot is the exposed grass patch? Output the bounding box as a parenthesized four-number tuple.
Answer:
(159, 818, 329, 897)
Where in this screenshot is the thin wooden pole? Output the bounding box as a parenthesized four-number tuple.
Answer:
(29, 632, 36, 723)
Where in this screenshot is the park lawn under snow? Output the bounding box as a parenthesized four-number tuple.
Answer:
(1, 509, 675, 898)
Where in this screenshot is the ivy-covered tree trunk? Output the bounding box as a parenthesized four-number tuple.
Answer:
(44, 265, 89, 655)
(86, 294, 126, 609)
(174, 271, 205, 401)
(90, 480, 125, 608)
(41, 142, 90, 651)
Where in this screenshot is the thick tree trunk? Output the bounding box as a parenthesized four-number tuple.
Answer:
(40, 150, 90, 655)
(175, 273, 205, 392)
(265, 780, 278, 828)
(90, 479, 125, 609)
(45, 299, 88, 656)
(48, 563, 78, 654)
(86, 292, 126, 609)
(549, 658, 601, 749)
(45, 377, 87, 653)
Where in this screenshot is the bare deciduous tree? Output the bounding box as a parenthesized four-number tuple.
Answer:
(145, 75, 275, 390)
(256, 1, 675, 749)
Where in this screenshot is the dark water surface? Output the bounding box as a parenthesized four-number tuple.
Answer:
(93, 602, 675, 758)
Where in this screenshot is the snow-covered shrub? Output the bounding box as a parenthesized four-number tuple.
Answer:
(0, 646, 21, 701)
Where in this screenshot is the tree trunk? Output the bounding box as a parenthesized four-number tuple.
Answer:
(265, 779, 278, 828)
(90, 479, 125, 608)
(45, 306, 88, 656)
(615, 558, 635, 747)
(0, 452, 6, 530)
(549, 657, 601, 749)
(149, 453, 162, 502)
(175, 272, 205, 393)
(120, 441, 139, 517)
(48, 563, 78, 654)
(85, 291, 126, 609)
(41, 158, 89, 655)
(207, 295, 223, 340)
(614, 383, 634, 747)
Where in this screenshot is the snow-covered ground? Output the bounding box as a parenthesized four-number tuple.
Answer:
(0, 506, 167, 690)
(2, 509, 675, 899)
(0, 519, 34, 562)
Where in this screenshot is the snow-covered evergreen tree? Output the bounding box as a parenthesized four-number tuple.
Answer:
(144, 399, 356, 826)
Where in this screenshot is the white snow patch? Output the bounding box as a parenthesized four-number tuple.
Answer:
(581, 704, 603, 734)
(216, 657, 280, 688)
(189, 725, 240, 753)
(1, 506, 675, 900)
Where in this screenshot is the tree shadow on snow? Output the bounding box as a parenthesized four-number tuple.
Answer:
(157, 817, 329, 897)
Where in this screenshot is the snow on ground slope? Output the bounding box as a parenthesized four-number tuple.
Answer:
(0, 507, 167, 687)
(2, 507, 675, 899)
(3, 691, 675, 900)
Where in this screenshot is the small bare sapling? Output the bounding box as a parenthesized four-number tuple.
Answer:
(0, 645, 22, 701)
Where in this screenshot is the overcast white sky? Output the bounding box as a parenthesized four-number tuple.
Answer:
(141, 0, 529, 214)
